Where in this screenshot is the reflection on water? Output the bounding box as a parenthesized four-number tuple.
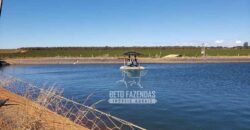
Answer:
(117, 70, 147, 88)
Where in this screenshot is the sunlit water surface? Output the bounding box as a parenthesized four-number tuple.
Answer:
(1, 63, 250, 130)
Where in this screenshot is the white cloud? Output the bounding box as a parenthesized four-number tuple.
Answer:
(235, 40, 242, 44)
(215, 40, 224, 44)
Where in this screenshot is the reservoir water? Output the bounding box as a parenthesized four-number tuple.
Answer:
(1, 63, 250, 130)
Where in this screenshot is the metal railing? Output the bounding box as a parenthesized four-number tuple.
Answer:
(0, 74, 146, 130)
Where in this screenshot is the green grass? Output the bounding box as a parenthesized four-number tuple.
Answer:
(0, 47, 249, 58)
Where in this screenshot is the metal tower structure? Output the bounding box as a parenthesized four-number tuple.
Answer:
(201, 43, 206, 56)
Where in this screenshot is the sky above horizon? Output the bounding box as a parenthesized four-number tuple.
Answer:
(0, 0, 249, 49)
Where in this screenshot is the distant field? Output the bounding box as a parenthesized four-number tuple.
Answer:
(0, 49, 20, 54)
(0, 47, 249, 58)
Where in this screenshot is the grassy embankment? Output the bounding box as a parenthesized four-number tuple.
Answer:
(0, 47, 250, 58)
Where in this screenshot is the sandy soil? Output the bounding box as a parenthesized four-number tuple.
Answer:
(4, 56, 250, 65)
(0, 87, 88, 130)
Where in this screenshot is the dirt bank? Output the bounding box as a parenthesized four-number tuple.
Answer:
(0, 87, 88, 130)
(0, 60, 10, 66)
(4, 56, 250, 65)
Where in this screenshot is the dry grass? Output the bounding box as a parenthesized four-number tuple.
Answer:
(0, 87, 88, 130)
(0, 74, 146, 130)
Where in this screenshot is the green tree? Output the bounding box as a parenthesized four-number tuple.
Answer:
(243, 42, 248, 48)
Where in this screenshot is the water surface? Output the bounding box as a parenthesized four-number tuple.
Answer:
(1, 63, 250, 130)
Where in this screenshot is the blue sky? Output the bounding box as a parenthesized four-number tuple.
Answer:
(0, 0, 249, 48)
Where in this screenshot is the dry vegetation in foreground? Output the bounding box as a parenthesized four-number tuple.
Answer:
(0, 75, 146, 130)
(0, 87, 88, 130)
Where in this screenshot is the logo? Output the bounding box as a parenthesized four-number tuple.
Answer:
(109, 91, 157, 104)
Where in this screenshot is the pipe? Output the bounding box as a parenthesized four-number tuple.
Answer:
(0, 0, 3, 16)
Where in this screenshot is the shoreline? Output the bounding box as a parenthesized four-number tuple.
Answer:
(3, 56, 250, 65)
